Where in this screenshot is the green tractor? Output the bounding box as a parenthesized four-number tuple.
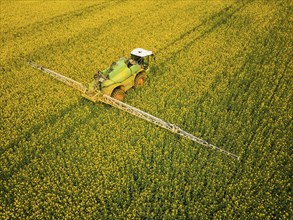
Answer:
(88, 48, 154, 101)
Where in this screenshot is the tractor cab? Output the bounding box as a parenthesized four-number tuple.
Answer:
(88, 48, 154, 99)
(130, 48, 154, 70)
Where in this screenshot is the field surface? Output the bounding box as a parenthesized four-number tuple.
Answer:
(1, 0, 292, 219)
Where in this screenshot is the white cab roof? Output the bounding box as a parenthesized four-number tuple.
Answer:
(131, 48, 153, 57)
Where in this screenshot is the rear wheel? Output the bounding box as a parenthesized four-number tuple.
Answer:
(111, 88, 125, 101)
(134, 73, 145, 88)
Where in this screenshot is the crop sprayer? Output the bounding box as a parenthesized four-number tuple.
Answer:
(28, 48, 240, 160)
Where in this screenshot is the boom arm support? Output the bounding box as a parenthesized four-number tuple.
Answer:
(28, 61, 240, 160)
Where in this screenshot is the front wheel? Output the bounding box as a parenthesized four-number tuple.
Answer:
(111, 88, 125, 101)
(134, 73, 146, 88)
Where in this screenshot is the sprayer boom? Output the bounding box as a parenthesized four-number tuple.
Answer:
(28, 61, 239, 160)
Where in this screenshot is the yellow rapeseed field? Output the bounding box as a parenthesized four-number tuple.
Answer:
(1, 0, 292, 218)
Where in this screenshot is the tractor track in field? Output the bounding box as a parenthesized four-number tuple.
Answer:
(2, 0, 169, 71)
(0, 101, 81, 156)
(202, 4, 293, 160)
(0, 100, 97, 182)
(1, 1, 118, 45)
(155, 0, 254, 64)
(2, 0, 235, 72)
(153, 0, 291, 158)
(0, 18, 119, 99)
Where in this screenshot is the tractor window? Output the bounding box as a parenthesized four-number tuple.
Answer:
(131, 55, 144, 65)
(131, 54, 139, 62)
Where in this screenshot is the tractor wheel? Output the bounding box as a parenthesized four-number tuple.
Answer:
(111, 88, 125, 101)
(134, 74, 145, 88)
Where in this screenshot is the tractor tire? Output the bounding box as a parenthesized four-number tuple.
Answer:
(111, 88, 125, 101)
(134, 73, 145, 88)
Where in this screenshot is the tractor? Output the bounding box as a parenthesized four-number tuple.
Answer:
(88, 48, 154, 101)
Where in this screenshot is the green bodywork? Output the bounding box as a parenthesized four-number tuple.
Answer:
(88, 57, 149, 96)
